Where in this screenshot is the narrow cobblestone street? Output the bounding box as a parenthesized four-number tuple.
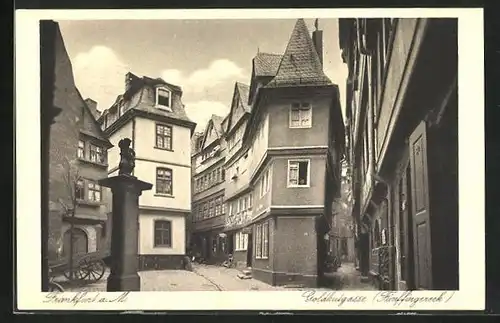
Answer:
(58, 264, 292, 292)
(331, 263, 375, 290)
(56, 263, 373, 292)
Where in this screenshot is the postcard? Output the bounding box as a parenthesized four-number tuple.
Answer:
(14, 8, 484, 312)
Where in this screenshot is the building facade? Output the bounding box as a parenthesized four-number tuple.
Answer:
(190, 114, 229, 264)
(330, 168, 356, 264)
(47, 21, 113, 262)
(220, 19, 345, 287)
(98, 73, 196, 270)
(339, 18, 459, 290)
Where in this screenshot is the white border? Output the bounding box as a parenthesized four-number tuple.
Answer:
(15, 8, 484, 311)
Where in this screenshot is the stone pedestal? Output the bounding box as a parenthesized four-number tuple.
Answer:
(99, 174, 152, 291)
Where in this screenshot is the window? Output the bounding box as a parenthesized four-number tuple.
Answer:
(229, 202, 233, 216)
(203, 204, 208, 219)
(265, 169, 270, 192)
(290, 102, 312, 128)
(156, 87, 171, 109)
(154, 220, 172, 247)
(87, 181, 101, 202)
(75, 179, 85, 200)
(248, 194, 253, 209)
(221, 168, 226, 181)
(255, 221, 270, 259)
(259, 168, 271, 197)
(222, 202, 226, 214)
(235, 232, 248, 251)
(288, 160, 310, 187)
(255, 225, 262, 258)
(89, 144, 105, 164)
(156, 168, 173, 195)
(262, 221, 269, 258)
(216, 168, 221, 183)
(215, 197, 222, 216)
(156, 124, 172, 150)
(77, 141, 85, 159)
(209, 200, 215, 217)
(196, 178, 201, 192)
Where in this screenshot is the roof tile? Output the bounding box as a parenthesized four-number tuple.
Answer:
(266, 18, 332, 88)
(253, 52, 282, 77)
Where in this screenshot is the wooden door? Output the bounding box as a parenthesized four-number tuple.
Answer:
(409, 121, 433, 289)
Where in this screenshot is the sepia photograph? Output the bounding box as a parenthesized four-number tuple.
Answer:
(16, 8, 484, 311)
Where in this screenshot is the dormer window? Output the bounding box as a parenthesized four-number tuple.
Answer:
(156, 87, 172, 111)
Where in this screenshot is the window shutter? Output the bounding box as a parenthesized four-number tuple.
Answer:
(408, 121, 433, 289)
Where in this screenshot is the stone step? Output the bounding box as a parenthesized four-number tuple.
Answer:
(237, 273, 252, 280)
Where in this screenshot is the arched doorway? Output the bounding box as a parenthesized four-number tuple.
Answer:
(63, 228, 88, 258)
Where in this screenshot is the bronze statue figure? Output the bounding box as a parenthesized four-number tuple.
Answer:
(118, 138, 135, 176)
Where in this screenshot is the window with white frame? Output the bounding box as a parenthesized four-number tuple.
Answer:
(288, 160, 310, 187)
(156, 87, 172, 110)
(255, 221, 269, 259)
(77, 140, 85, 159)
(290, 102, 312, 128)
(255, 225, 262, 258)
(154, 220, 172, 247)
(235, 232, 248, 251)
(87, 181, 101, 202)
(156, 124, 172, 150)
(260, 168, 271, 197)
(89, 143, 105, 164)
(156, 168, 173, 195)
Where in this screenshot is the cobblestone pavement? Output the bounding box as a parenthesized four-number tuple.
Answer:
(333, 262, 375, 290)
(59, 264, 297, 292)
(58, 263, 369, 292)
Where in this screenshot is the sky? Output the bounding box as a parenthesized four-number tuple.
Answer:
(58, 19, 348, 132)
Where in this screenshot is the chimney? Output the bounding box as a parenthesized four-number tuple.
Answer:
(84, 98, 101, 119)
(125, 72, 137, 92)
(312, 18, 324, 66)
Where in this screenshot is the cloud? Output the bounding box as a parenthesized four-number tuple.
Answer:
(184, 100, 229, 132)
(72, 46, 129, 112)
(161, 59, 245, 95)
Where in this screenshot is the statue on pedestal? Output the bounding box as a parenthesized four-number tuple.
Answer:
(118, 138, 135, 176)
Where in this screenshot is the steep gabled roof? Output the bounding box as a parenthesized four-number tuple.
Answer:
(266, 18, 331, 88)
(226, 82, 251, 134)
(253, 52, 282, 77)
(235, 82, 251, 112)
(200, 114, 226, 149)
(211, 114, 225, 137)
